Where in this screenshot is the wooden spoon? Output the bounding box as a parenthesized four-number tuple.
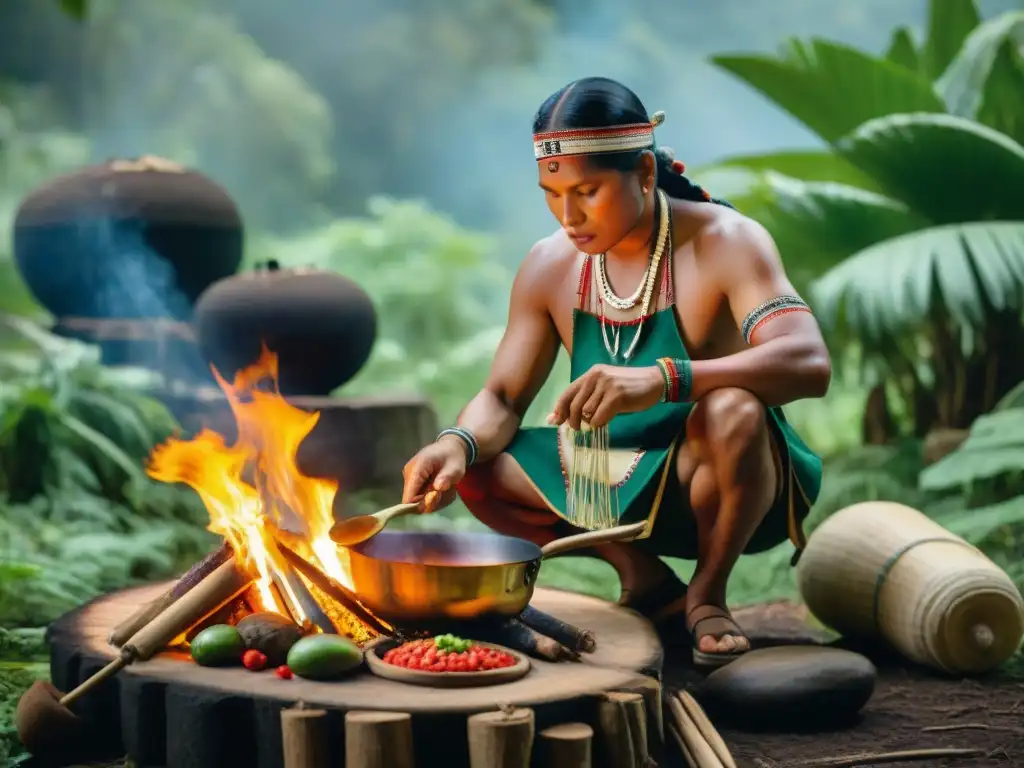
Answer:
(329, 491, 439, 547)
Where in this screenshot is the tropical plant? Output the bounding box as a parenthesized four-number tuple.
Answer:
(694, 1, 1024, 438)
(0, 319, 213, 627)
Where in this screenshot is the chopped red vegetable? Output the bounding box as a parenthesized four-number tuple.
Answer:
(242, 649, 268, 671)
(275, 665, 293, 680)
(382, 638, 517, 672)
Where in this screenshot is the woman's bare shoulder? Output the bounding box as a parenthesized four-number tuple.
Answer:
(516, 229, 578, 288)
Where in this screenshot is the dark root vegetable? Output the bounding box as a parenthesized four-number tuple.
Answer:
(236, 612, 305, 667)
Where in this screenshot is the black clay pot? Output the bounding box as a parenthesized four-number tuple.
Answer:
(12, 156, 243, 321)
(193, 261, 378, 396)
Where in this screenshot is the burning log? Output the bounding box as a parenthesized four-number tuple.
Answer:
(467, 707, 535, 768)
(108, 542, 234, 646)
(519, 606, 596, 654)
(275, 540, 391, 636)
(184, 592, 252, 644)
(264, 541, 336, 635)
(121, 558, 254, 660)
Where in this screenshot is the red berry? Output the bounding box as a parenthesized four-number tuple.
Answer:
(242, 649, 268, 671)
(275, 665, 293, 680)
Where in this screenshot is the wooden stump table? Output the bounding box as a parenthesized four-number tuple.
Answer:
(46, 583, 664, 767)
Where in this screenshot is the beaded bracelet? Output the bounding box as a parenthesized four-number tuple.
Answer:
(655, 357, 693, 403)
(436, 426, 479, 466)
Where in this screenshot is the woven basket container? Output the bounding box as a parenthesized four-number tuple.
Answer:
(796, 501, 1024, 675)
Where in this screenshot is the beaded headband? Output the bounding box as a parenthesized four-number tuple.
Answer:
(534, 111, 666, 160)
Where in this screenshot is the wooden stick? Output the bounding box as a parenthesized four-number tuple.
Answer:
(183, 594, 250, 645)
(675, 691, 737, 768)
(108, 543, 233, 646)
(617, 676, 663, 760)
(518, 606, 597, 653)
(668, 724, 697, 768)
(274, 540, 392, 635)
(597, 691, 647, 768)
(922, 722, 1023, 733)
(467, 708, 534, 768)
(476, 619, 576, 662)
(125, 558, 254, 659)
(61, 559, 254, 707)
(783, 748, 985, 767)
(538, 723, 593, 768)
(344, 711, 414, 768)
(281, 703, 329, 768)
(666, 694, 724, 768)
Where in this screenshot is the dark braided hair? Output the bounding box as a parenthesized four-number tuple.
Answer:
(532, 77, 734, 208)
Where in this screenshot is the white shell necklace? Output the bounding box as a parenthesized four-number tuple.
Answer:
(598, 190, 671, 361)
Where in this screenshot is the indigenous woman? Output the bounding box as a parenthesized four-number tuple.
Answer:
(401, 77, 830, 667)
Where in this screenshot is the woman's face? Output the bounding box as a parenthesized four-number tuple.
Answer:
(537, 155, 649, 255)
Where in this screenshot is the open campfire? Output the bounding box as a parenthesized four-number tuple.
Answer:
(117, 346, 594, 664)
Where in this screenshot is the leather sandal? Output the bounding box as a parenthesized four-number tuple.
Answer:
(687, 603, 751, 668)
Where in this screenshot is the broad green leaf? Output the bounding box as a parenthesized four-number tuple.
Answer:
(973, 35, 1024, 147)
(810, 221, 1024, 341)
(920, 408, 1024, 492)
(936, 11, 1024, 118)
(994, 381, 1024, 411)
(711, 39, 945, 143)
(836, 113, 1024, 224)
(923, 0, 982, 79)
(56, 412, 147, 488)
(942, 496, 1024, 543)
(756, 173, 928, 285)
(692, 151, 881, 191)
(885, 27, 921, 73)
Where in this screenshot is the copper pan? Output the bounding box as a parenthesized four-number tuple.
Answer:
(342, 520, 648, 626)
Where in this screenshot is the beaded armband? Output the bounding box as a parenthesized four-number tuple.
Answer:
(655, 357, 692, 403)
(741, 295, 811, 345)
(436, 426, 479, 466)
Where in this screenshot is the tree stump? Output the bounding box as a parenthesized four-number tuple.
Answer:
(467, 708, 535, 768)
(538, 722, 593, 768)
(345, 710, 414, 768)
(281, 703, 328, 768)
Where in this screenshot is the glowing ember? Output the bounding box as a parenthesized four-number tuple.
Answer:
(146, 345, 376, 643)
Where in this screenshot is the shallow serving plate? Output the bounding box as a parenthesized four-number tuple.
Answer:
(364, 638, 531, 688)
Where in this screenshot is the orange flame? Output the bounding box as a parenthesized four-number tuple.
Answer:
(146, 346, 365, 637)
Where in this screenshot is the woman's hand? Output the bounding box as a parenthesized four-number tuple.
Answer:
(401, 436, 468, 512)
(548, 364, 665, 430)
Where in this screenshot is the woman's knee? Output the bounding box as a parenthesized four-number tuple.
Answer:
(691, 387, 768, 458)
(457, 454, 559, 528)
(457, 453, 547, 508)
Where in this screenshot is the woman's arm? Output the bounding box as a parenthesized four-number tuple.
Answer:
(446, 242, 563, 463)
(688, 217, 832, 406)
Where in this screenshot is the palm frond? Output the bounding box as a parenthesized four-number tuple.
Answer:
(810, 222, 1024, 341)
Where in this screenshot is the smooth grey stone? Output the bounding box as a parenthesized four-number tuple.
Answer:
(700, 646, 877, 729)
